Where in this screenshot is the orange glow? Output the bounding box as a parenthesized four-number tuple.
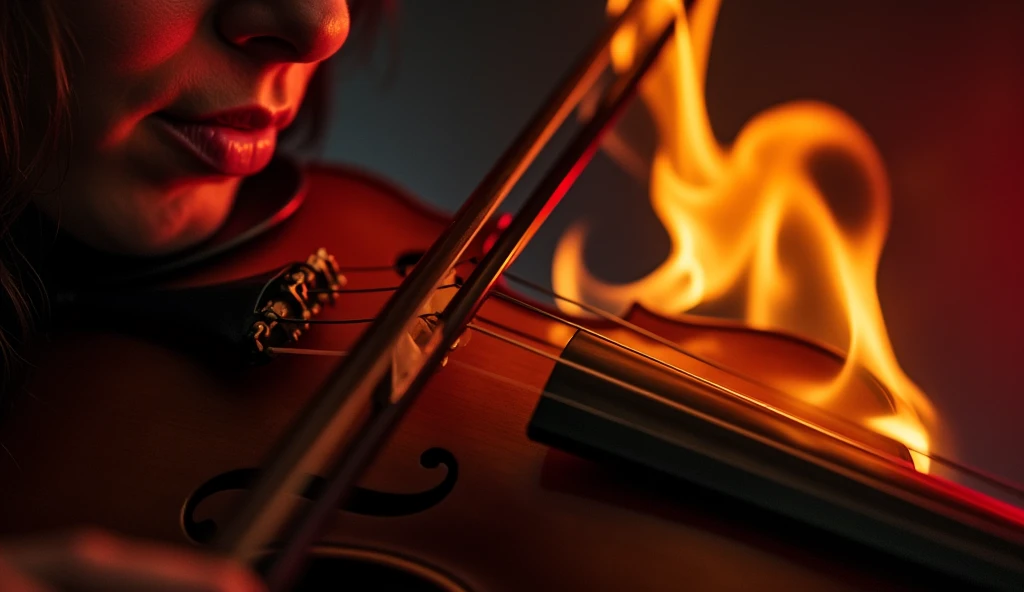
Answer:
(554, 0, 935, 471)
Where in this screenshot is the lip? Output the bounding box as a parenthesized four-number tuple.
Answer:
(153, 107, 284, 176)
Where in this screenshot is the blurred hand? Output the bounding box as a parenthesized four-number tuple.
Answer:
(0, 529, 265, 591)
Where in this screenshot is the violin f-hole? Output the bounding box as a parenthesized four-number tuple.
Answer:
(180, 447, 459, 544)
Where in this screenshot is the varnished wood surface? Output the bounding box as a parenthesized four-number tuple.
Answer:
(0, 164, 953, 590)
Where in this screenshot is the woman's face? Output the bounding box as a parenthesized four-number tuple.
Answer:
(32, 0, 350, 255)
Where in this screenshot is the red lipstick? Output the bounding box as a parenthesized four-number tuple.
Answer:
(154, 106, 285, 176)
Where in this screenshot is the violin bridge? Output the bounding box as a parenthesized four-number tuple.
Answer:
(390, 269, 470, 402)
(248, 248, 344, 361)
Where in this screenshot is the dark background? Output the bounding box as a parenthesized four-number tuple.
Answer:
(322, 1, 1024, 488)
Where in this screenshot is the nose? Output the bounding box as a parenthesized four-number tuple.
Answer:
(217, 0, 350, 63)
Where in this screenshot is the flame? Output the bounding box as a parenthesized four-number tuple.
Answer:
(554, 0, 936, 471)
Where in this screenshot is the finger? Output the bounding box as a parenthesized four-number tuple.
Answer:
(0, 555, 53, 592)
(2, 529, 265, 592)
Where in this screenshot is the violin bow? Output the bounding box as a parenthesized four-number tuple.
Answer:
(211, 1, 677, 588)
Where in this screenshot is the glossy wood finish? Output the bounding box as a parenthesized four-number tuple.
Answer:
(0, 164, 952, 590)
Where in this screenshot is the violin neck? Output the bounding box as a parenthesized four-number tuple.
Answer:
(529, 330, 1024, 590)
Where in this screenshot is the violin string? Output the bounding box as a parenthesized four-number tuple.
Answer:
(463, 322, 919, 469)
(285, 270, 817, 425)
(308, 283, 460, 295)
(308, 286, 402, 295)
(269, 307, 828, 455)
(293, 259, 891, 419)
(473, 292, 1024, 502)
(472, 318, 893, 463)
(265, 284, 460, 324)
(265, 264, 1024, 501)
(482, 289, 931, 469)
(393, 275, 916, 475)
(267, 347, 348, 357)
(269, 310, 449, 326)
(270, 317, 378, 325)
(472, 314, 566, 350)
(268, 328, 951, 503)
(490, 273, 941, 478)
(464, 322, 1024, 504)
(483, 288, 895, 442)
(334, 264, 397, 273)
(303, 267, 891, 426)
(333, 257, 479, 275)
(485, 289, 805, 407)
(267, 315, 1024, 503)
(497, 272, 874, 413)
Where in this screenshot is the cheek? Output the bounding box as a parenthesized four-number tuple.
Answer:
(60, 0, 209, 72)
(56, 1, 211, 148)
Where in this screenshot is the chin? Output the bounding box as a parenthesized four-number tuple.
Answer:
(53, 176, 241, 258)
(114, 212, 229, 257)
(114, 183, 239, 257)
(33, 149, 246, 257)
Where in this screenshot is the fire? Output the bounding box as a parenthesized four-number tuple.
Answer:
(553, 0, 936, 471)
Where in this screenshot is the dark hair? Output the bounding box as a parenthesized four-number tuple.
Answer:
(0, 0, 71, 377)
(0, 0, 396, 377)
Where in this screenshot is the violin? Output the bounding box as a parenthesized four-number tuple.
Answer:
(1, 2, 1023, 590)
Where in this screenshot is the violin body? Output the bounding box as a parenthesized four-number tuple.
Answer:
(0, 163, 953, 591)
